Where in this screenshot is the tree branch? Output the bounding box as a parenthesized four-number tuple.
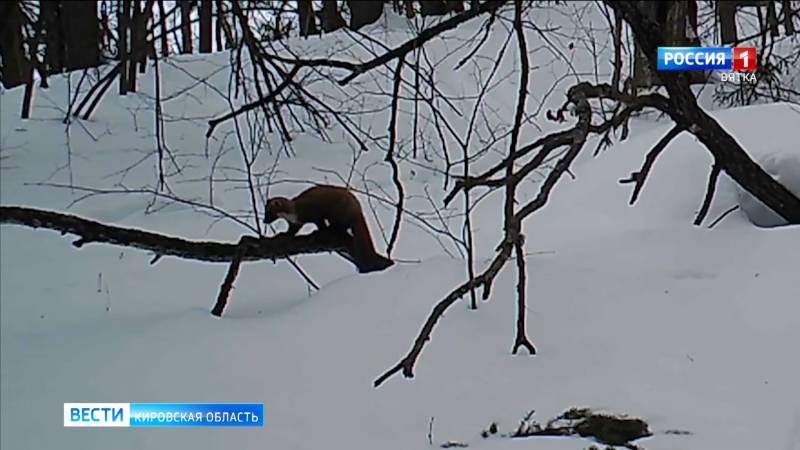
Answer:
(211, 238, 248, 317)
(694, 164, 721, 226)
(618, 124, 684, 205)
(0, 205, 370, 269)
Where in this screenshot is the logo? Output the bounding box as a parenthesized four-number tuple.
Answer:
(732, 47, 756, 71)
(64, 403, 264, 427)
(657, 47, 756, 71)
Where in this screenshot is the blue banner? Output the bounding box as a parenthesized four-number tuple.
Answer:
(657, 47, 733, 71)
(65, 403, 264, 427)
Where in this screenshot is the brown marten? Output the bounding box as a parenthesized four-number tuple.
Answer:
(264, 185, 394, 274)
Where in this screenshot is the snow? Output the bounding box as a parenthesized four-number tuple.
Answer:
(2, 4, 800, 450)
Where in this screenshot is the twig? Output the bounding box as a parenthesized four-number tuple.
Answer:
(694, 164, 721, 226)
(619, 125, 684, 205)
(211, 237, 249, 316)
(707, 205, 740, 229)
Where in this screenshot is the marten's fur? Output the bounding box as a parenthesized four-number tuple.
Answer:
(264, 185, 394, 273)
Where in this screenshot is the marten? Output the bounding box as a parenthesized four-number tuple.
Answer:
(263, 185, 394, 274)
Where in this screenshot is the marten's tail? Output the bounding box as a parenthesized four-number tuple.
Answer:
(351, 214, 394, 273)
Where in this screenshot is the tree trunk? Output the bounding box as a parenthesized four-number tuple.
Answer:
(445, 1, 465, 12)
(214, 0, 223, 50)
(298, 0, 319, 36)
(61, 0, 101, 71)
(718, 1, 738, 44)
(119, 0, 129, 95)
(347, 0, 383, 30)
(199, 0, 212, 53)
(180, 0, 193, 53)
(127, 0, 140, 92)
(766, 0, 780, 37)
(42, 1, 64, 74)
(216, 0, 235, 49)
(22, 2, 48, 117)
(783, 0, 795, 35)
(158, 0, 169, 56)
(41, 1, 101, 74)
(321, 0, 346, 32)
(404, 0, 415, 17)
(0, 1, 29, 88)
(420, 0, 448, 15)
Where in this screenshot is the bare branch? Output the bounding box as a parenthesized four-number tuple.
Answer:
(694, 164, 722, 226)
(385, 58, 406, 257)
(0, 206, 371, 270)
(618, 124, 684, 205)
(211, 239, 248, 317)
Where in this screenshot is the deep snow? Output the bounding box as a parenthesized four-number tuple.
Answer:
(2, 4, 800, 450)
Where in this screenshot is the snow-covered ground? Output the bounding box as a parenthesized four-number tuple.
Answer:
(2, 5, 800, 450)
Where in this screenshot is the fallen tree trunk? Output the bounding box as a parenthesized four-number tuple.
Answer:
(0, 205, 357, 266)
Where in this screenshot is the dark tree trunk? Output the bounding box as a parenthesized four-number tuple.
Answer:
(347, 0, 383, 30)
(158, 0, 169, 56)
(718, 1, 738, 44)
(420, 0, 448, 15)
(298, 0, 319, 36)
(180, 0, 193, 53)
(321, 0, 346, 32)
(404, 0, 415, 17)
(214, 0, 223, 50)
(41, 1, 101, 74)
(119, 0, 129, 95)
(22, 2, 48, 117)
(199, 0, 212, 53)
(445, 1, 465, 12)
(61, 0, 101, 71)
(783, 0, 795, 35)
(42, 1, 64, 74)
(216, 0, 235, 49)
(766, 0, 780, 37)
(127, 0, 140, 92)
(0, 1, 29, 88)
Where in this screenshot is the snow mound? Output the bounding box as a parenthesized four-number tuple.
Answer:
(735, 150, 800, 227)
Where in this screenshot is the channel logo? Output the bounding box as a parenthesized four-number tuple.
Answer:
(657, 47, 756, 71)
(64, 403, 264, 427)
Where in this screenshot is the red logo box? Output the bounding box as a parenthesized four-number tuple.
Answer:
(733, 47, 756, 71)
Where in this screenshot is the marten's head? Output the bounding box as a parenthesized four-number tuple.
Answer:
(264, 197, 297, 224)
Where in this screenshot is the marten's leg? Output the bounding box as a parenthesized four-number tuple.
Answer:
(280, 222, 302, 238)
